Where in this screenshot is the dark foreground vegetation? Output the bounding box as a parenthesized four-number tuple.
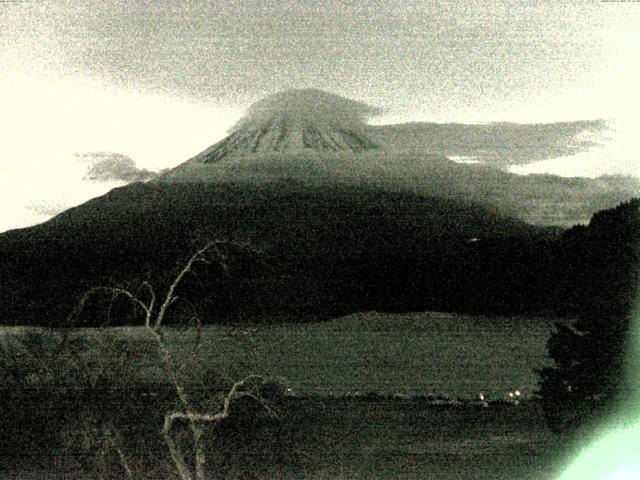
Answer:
(1, 395, 570, 480)
(538, 199, 639, 432)
(0, 327, 567, 480)
(0, 308, 617, 479)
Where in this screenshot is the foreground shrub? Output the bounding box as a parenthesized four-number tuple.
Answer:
(0, 242, 301, 479)
(0, 327, 301, 479)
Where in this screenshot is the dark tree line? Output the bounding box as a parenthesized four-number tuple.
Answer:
(537, 198, 639, 432)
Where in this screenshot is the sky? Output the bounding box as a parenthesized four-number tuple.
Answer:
(1, 0, 639, 232)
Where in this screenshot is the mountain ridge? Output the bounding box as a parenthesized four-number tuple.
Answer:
(0, 180, 551, 325)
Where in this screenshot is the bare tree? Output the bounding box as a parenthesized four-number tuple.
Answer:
(69, 241, 276, 480)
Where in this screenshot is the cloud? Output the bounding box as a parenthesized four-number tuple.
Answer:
(508, 118, 640, 178)
(76, 152, 156, 182)
(232, 89, 384, 132)
(373, 119, 612, 168)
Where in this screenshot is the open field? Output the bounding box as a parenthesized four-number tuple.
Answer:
(4, 312, 553, 399)
(201, 310, 558, 400)
(1, 310, 558, 400)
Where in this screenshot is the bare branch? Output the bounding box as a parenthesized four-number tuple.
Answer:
(115, 446, 134, 480)
(65, 240, 272, 480)
(222, 375, 275, 418)
(67, 286, 152, 330)
(163, 374, 277, 434)
(155, 241, 219, 330)
(162, 414, 194, 480)
(160, 372, 278, 480)
(164, 410, 225, 426)
(140, 281, 156, 328)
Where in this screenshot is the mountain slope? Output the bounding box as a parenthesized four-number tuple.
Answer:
(159, 90, 637, 227)
(184, 89, 381, 164)
(0, 181, 550, 325)
(160, 148, 639, 227)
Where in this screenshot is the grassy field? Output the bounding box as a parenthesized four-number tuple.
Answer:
(208, 310, 557, 400)
(27, 310, 556, 400)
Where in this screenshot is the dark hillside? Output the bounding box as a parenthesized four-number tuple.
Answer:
(0, 174, 636, 326)
(0, 181, 551, 326)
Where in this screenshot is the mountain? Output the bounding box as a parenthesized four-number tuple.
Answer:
(0, 180, 549, 325)
(0, 89, 637, 326)
(160, 88, 384, 181)
(175, 89, 607, 168)
(160, 89, 637, 227)
(187, 89, 381, 163)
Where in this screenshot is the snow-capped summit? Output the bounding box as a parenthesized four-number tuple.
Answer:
(189, 89, 383, 163)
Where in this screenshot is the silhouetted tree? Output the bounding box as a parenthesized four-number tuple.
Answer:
(538, 199, 639, 432)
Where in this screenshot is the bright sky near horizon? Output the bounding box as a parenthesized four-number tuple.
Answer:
(1, 1, 639, 232)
